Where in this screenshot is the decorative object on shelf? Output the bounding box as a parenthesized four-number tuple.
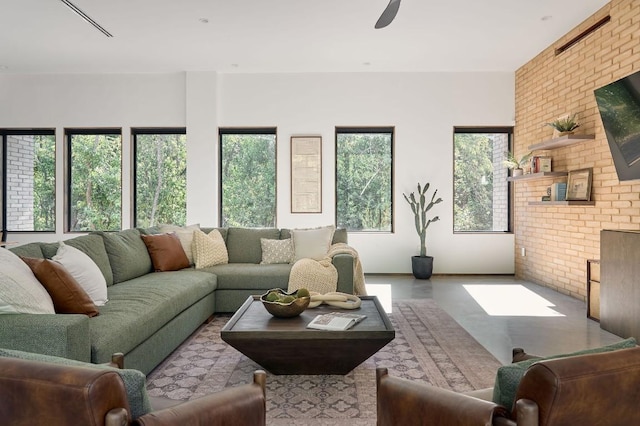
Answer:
(503, 151, 533, 176)
(566, 168, 593, 201)
(530, 155, 552, 173)
(403, 182, 443, 279)
(550, 182, 567, 201)
(546, 113, 580, 137)
(260, 288, 310, 318)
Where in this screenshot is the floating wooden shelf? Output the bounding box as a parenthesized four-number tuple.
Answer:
(528, 201, 596, 206)
(507, 171, 567, 182)
(528, 134, 595, 151)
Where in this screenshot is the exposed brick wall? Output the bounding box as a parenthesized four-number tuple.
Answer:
(6, 135, 35, 231)
(514, 0, 640, 299)
(493, 133, 509, 231)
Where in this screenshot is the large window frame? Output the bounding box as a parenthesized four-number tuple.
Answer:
(65, 128, 122, 232)
(131, 127, 187, 228)
(453, 126, 514, 234)
(1, 128, 56, 233)
(218, 127, 278, 228)
(335, 126, 394, 233)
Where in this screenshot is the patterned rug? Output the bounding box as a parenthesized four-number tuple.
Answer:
(147, 299, 502, 425)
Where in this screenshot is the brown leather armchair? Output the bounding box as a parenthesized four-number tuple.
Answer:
(376, 346, 640, 426)
(0, 356, 267, 426)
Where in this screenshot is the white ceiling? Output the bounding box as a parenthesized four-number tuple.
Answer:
(1, 0, 609, 74)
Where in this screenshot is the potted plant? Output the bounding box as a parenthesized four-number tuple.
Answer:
(546, 113, 580, 136)
(503, 151, 532, 176)
(403, 182, 443, 279)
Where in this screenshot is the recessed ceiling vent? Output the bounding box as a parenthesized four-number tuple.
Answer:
(555, 15, 610, 55)
(60, 0, 113, 38)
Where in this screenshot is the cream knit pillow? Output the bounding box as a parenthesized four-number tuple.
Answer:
(192, 229, 228, 269)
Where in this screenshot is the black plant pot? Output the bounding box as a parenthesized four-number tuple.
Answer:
(411, 256, 433, 280)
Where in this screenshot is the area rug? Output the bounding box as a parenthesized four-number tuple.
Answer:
(147, 299, 502, 425)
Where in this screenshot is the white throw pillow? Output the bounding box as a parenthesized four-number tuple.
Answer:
(260, 238, 294, 264)
(0, 249, 55, 314)
(192, 229, 229, 269)
(159, 224, 200, 265)
(291, 225, 336, 262)
(52, 242, 108, 306)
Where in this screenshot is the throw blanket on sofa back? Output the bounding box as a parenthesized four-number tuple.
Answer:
(288, 243, 367, 296)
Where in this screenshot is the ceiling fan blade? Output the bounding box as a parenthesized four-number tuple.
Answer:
(375, 0, 401, 29)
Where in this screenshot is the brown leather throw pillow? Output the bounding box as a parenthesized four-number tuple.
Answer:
(20, 257, 99, 317)
(141, 232, 190, 272)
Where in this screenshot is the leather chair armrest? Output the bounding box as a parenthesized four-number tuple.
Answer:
(0, 357, 130, 425)
(134, 370, 267, 426)
(376, 368, 509, 426)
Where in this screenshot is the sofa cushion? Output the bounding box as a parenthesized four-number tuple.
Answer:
(20, 257, 99, 317)
(158, 224, 200, 265)
(202, 263, 292, 290)
(0, 347, 151, 419)
(291, 225, 335, 261)
(226, 228, 280, 264)
(0, 249, 55, 314)
(260, 238, 293, 264)
(280, 228, 348, 245)
(90, 270, 216, 364)
(98, 229, 152, 284)
(193, 229, 228, 269)
(9, 242, 45, 259)
(141, 233, 190, 272)
(41, 235, 114, 287)
(52, 242, 109, 306)
(492, 337, 638, 409)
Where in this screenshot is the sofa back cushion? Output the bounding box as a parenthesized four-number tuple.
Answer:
(41, 234, 114, 286)
(280, 228, 348, 245)
(9, 242, 45, 259)
(97, 229, 152, 284)
(226, 228, 280, 264)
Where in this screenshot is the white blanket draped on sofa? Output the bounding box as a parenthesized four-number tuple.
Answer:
(288, 243, 367, 296)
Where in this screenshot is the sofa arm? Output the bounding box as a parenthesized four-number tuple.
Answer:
(332, 253, 354, 294)
(135, 370, 267, 426)
(376, 368, 508, 426)
(0, 314, 91, 362)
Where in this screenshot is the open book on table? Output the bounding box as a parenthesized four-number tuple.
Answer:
(307, 311, 367, 331)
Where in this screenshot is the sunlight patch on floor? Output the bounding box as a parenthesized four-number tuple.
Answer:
(365, 283, 393, 313)
(463, 285, 565, 317)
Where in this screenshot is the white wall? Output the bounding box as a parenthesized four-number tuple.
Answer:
(0, 71, 515, 273)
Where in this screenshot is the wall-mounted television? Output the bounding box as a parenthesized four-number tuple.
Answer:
(594, 70, 640, 181)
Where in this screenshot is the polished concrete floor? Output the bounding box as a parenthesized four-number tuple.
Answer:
(364, 274, 621, 364)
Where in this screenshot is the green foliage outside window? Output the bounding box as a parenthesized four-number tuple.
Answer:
(336, 131, 392, 232)
(70, 133, 121, 231)
(135, 133, 187, 227)
(454, 132, 509, 232)
(220, 133, 276, 228)
(33, 135, 56, 231)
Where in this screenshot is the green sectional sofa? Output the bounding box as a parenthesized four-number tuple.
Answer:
(0, 227, 354, 374)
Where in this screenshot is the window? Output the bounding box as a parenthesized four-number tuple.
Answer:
(335, 127, 393, 232)
(453, 127, 513, 232)
(2, 129, 56, 232)
(219, 128, 277, 228)
(133, 128, 187, 228)
(67, 129, 122, 231)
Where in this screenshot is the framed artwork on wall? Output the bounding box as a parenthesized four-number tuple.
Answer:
(291, 135, 322, 213)
(566, 167, 593, 201)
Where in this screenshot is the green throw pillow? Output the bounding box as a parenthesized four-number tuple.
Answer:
(0, 348, 152, 419)
(492, 337, 637, 409)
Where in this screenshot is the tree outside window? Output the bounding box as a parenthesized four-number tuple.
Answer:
(219, 129, 277, 228)
(335, 128, 393, 232)
(133, 129, 187, 228)
(67, 130, 122, 231)
(453, 127, 512, 232)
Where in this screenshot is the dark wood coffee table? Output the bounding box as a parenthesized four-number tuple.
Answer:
(221, 295, 394, 375)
